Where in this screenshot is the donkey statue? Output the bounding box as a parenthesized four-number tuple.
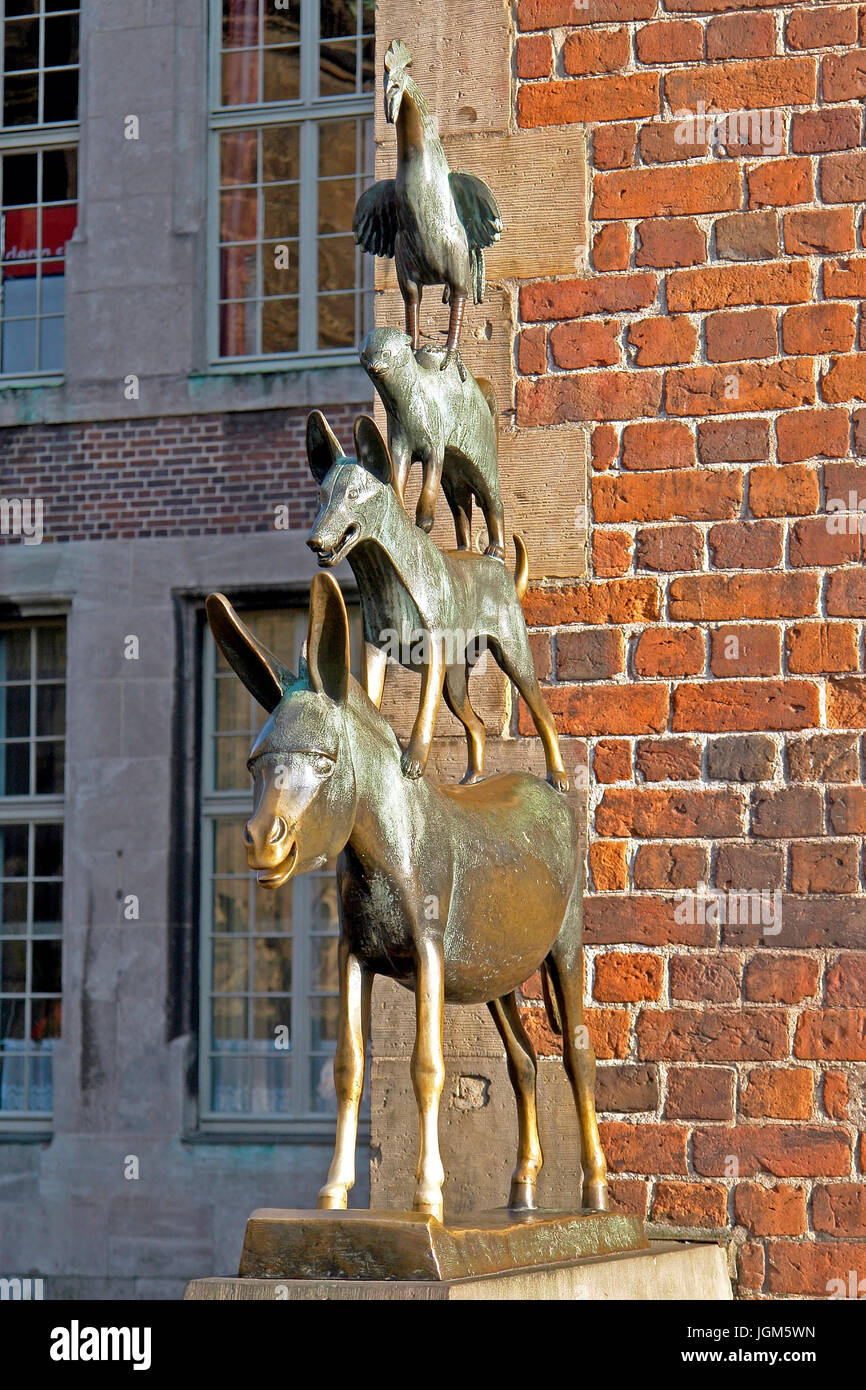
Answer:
(206, 571, 609, 1222)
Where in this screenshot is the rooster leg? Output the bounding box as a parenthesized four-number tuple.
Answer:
(404, 296, 420, 351)
(440, 293, 466, 371)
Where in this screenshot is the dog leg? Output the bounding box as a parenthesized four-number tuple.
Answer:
(401, 634, 445, 779)
(443, 663, 485, 782)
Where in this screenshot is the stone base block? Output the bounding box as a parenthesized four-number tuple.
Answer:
(184, 1240, 732, 1301)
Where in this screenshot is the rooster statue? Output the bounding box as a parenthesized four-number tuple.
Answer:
(353, 39, 502, 373)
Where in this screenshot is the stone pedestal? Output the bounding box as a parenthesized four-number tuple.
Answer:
(183, 1207, 732, 1300)
(185, 1239, 732, 1301)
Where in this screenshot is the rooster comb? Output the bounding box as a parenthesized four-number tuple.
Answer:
(385, 39, 412, 76)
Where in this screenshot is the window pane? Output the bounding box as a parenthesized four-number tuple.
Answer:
(212, 995, 245, 1043)
(310, 997, 339, 1049)
(39, 315, 65, 372)
(263, 184, 298, 240)
(43, 147, 77, 202)
(1, 941, 26, 991)
(317, 292, 355, 349)
(32, 998, 61, 1039)
(253, 995, 291, 1040)
(320, 1, 357, 39)
(43, 69, 78, 123)
(310, 1056, 336, 1113)
(34, 824, 63, 878)
(3, 743, 30, 796)
(263, 6, 300, 45)
(261, 297, 298, 354)
(3, 686, 31, 739)
(263, 240, 298, 296)
(0, 1000, 26, 1040)
(253, 881, 292, 932)
(319, 39, 357, 97)
(0, 1051, 28, 1111)
(213, 936, 249, 992)
(32, 882, 62, 934)
(222, 49, 258, 106)
(1, 318, 38, 374)
(35, 740, 64, 794)
(222, 0, 259, 49)
(253, 936, 292, 993)
(4, 18, 39, 73)
(31, 940, 61, 992)
(261, 126, 299, 185)
(263, 46, 300, 103)
(213, 820, 249, 877)
(2, 152, 38, 206)
(0, 826, 28, 878)
(44, 15, 79, 67)
(220, 130, 256, 187)
(36, 626, 66, 678)
(310, 936, 338, 990)
(36, 684, 65, 736)
(2, 883, 28, 932)
(213, 878, 249, 935)
(214, 734, 250, 791)
(3, 73, 39, 126)
(215, 675, 250, 733)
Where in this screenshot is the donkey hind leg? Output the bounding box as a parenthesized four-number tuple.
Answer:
(317, 941, 373, 1209)
(411, 937, 446, 1221)
(488, 637, 569, 792)
(441, 472, 473, 551)
(545, 941, 609, 1212)
(443, 663, 485, 784)
(487, 993, 543, 1210)
(363, 641, 388, 709)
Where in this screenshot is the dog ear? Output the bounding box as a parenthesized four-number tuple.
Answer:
(306, 572, 350, 705)
(206, 594, 295, 713)
(353, 415, 393, 487)
(307, 410, 344, 483)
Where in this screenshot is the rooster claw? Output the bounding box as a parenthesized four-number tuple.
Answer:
(439, 349, 467, 381)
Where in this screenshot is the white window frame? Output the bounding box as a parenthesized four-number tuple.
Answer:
(0, 618, 65, 1133)
(0, 2, 79, 388)
(206, 0, 374, 374)
(198, 601, 367, 1136)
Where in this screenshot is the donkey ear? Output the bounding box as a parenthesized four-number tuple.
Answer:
(206, 594, 295, 713)
(307, 410, 344, 483)
(306, 572, 350, 705)
(354, 414, 393, 487)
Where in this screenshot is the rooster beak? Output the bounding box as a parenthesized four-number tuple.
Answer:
(385, 82, 402, 124)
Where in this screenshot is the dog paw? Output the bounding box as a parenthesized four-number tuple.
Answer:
(548, 771, 570, 793)
(401, 750, 426, 779)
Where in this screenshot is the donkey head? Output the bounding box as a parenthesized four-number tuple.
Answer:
(206, 573, 357, 890)
(306, 412, 396, 567)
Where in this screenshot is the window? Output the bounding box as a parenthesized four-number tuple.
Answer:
(210, 1, 375, 367)
(0, 2, 79, 380)
(200, 603, 364, 1129)
(0, 621, 65, 1124)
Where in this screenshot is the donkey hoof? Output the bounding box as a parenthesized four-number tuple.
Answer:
(582, 1179, 610, 1212)
(316, 1188, 348, 1211)
(401, 751, 425, 779)
(548, 771, 570, 793)
(413, 1198, 444, 1224)
(507, 1180, 537, 1211)
(460, 768, 483, 785)
(484, 544, 506, 561)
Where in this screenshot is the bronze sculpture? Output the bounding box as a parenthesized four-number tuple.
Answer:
(360, 326, 506, 557)
(203, 33, 614, 1243)
(353, 39, 502, 370)
(206, 577, 608, 1223)
(305, 411, 569, 789)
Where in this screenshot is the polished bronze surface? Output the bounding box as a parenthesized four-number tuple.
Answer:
(206, 576, 608, 1224)
(305, 412, 568, 790)
(353, 40, 501, 370)
(360, 327, 505, 557)
(238, 1209, 645, 1282)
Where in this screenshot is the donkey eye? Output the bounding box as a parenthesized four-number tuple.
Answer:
(312, 754, 334, 777)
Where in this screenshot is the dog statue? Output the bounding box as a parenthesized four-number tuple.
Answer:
(306, 410, 568, 791)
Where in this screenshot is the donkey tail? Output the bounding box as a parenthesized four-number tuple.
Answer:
(513, 533, 529, 600)
(476, 377, 499, 432)
(542, 963, 562, 1036)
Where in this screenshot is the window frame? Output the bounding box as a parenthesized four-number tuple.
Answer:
(197, 598, 366, 1138)
(0, 2, 80, 388)
(206, 0, 374, 374)
(0, 617, 66, 1134)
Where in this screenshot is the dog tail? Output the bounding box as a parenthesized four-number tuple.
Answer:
(542, 963, 562, 1036)
(476, 378, 499, 434)
(513, 533, 529, 600)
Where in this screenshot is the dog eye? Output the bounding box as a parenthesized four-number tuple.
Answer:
(347, 487, 360, 500)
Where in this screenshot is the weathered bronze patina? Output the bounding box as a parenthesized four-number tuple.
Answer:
(239, 1209, 646, 1282)
(360, 326, 505, 557)
(305, 412, 568, 789)
(206, 576, 607, 1225)
(353, 39, 501, 370)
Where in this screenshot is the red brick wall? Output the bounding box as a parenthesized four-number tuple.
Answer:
(516, 1, 866, 1297)
(0, 405, 357, 542)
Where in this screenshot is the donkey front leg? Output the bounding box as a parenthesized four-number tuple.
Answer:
(411, 936, 446, 1222)
(317, 940, 372, 1210)
(401, 635, 445, 779)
